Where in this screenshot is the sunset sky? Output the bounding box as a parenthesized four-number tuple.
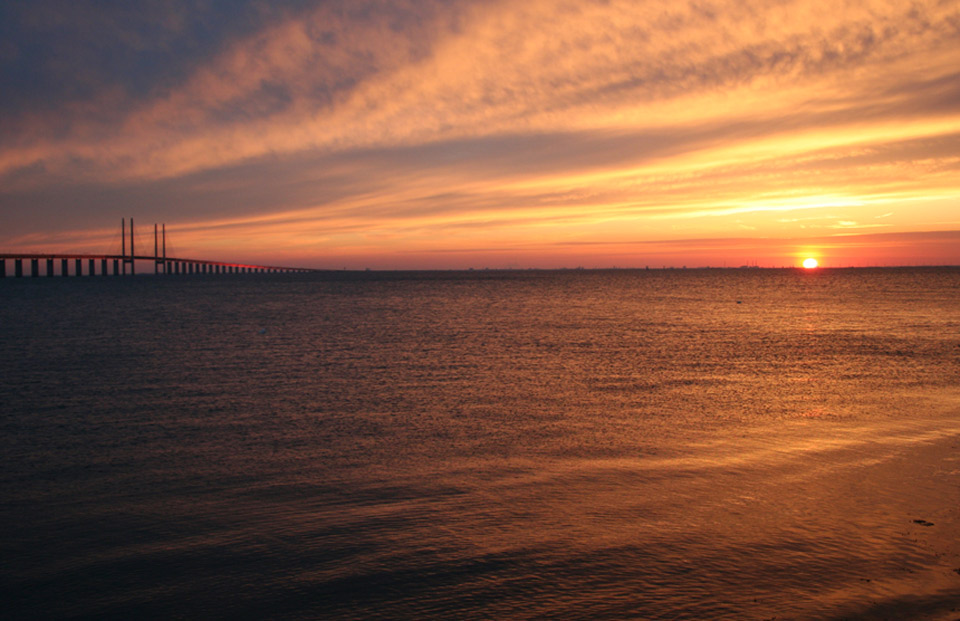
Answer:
(1, 0, 958, 268)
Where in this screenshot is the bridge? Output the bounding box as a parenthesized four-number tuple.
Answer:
(0, 219, 315, 277)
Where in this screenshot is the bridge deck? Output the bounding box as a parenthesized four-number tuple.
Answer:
(0, 253, 314, 276)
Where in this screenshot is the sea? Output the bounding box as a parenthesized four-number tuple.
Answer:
(2, 267, 959, 620)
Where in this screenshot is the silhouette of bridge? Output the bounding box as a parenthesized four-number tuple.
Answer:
(0, 218, 315, 277)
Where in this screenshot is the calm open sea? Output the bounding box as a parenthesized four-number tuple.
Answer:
(2, 268, 959, 619)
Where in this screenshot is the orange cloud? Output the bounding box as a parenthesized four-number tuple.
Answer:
(1, 0, 959, 267)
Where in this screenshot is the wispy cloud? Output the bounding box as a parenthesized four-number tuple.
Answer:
(1, 0, 958, 266)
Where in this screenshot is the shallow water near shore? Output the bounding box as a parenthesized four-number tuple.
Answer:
(2, 267, 959, 619)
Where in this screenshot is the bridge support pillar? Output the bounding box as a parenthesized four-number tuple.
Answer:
(15, 259, 23, 277)
(75, 259, 82, 276)
(88, 259, 95, 276)
(61, 258, 69, 276)
(113, 259, 120, 275)
(101, 259, 107, 276)
(46, 259, 54, 277)
(174, 262, 180, 274)
(30, 258, 39, 277)
(0, 258, 4, 277)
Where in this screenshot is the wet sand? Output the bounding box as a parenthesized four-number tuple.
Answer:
(823, 425, 960, 620)
(710, 416, 960, 619)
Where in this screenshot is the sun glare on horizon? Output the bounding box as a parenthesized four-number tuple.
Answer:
(1, 1, 959, 269)
(802, 258, 819, 269)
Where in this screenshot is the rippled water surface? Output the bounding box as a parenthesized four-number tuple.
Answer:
(2, 268, 959, 619)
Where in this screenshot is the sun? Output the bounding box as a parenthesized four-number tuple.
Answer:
(802, 258, 819, 269)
